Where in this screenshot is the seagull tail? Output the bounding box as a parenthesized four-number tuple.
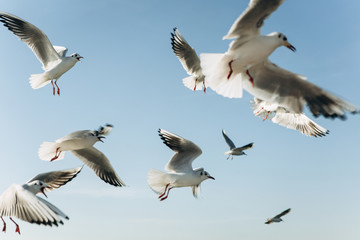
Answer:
(200, 53, 243, 98)
(182, 76, 204, 91)
(147, 169, 171, 195)
(38, 142, 65, 161)
(29, 73, 51, 89)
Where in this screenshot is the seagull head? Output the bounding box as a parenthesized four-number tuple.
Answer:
(26, 180, 48, 198)
(269, 32, 296, 52)
(199, 170, 215, 181)
(71, 53, 83, 62)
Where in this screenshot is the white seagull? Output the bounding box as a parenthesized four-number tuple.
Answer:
(250, 98, 329, 137)
(0, 12, 83, 96)
(265, 208, 291, 224)
(201, 0, 294, 98)
(171, 28, 206, 92)
(38, 124, 125, 187)
(200, 0, 359, 120)
(148, 129, 215, 201)
(222, 130, 254, 160)
(0, 166, 82, 234)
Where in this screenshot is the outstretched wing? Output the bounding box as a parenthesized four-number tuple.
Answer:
(234, 142, 254, 152)
(274, 208, 291, 218)
(222, 130, 236, 150)
(159, 129, 202, 173)
(71, 147, 125, 187)
(223, 0, 285, 40)
(28, 166, 83, 192)
(0, 12, 61, 70)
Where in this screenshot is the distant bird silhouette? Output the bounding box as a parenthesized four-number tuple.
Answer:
(265, 208, 291, 224)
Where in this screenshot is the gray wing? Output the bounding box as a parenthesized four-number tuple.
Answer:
(159, 129, 202, 173)
(70, 147, 125, 187)
(234, 142, 254, 152)
(53, 45, 68, 57)
(0, 184, 66, 226)
(274, 208, 291, 218)
(245, 59, 359, 119)
(0, 12, 61, 70)
(222, 130, 236, 149)
(273, 108, 329, 137)
(27, 166, 83, 192)
(223, 0, 285, 39)
(171, 28, 204, 79)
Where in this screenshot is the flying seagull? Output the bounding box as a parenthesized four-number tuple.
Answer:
(38, 124, 125, 187)
(250, 98, 329, 137)
(222, 130, 254, 160)
(148, 129, 215, 201)
(171, 28, 206, 92)
(0, 166, 82, 234)
(0, 12, 83, 95)
(199, 0, 359, 120)
(265, 208, 291, 224)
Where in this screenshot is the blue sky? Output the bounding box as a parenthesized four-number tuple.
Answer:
(0, 0, 359, 239)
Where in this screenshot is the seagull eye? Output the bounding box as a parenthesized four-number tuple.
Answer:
(278, 34, 281, 38)
(205, 172, 208, 176)
(283, 37, 287, 41)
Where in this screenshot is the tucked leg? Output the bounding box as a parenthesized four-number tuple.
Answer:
(51, 80, 55, 95)
(54, 79, 60, 96)
(51, 147, 61, 161)
(246, 70, 254, 87)
(10, 218, 20, 235)
(160, 187, 173, 201)
(158, 183, 170, 199)
(1, 217, 6, 232)
(227, 60, 234, 79)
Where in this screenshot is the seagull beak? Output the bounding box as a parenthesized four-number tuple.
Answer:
(41, 187, 48, 198)
(208, 176, 215, 180)
(284, 41, 296, 52)
(97, 136, 105, 142)
(77, 56, 84, 62)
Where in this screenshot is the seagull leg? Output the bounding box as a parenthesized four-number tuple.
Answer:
(54, 79, 60, 96)
(203, 81, 206, 93)
(158, 183, 170, 199)
(51, 80, 56, 95)
(50, 147, 61, 161)
(227, 60, 234, 79)
(160, 187, 173, 201)
(1, 217, 6, 232)
(262, 111, 270, 121)
(193, 79, 197, 91)
(255, 107, 264, 115)
(246, 70, 254, 87)
(9, 218, 20, 235)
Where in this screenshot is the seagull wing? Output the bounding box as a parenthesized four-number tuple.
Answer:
(0, 184, 66, 226)
(223, 0, 285, 39)
(222, 130, 236, 149)
(53, 45, 68, 57)
(234, 142, 254, 152)
(273, 108, 329, 137)
(171, 28, 204, 79)
(274, 208, 291, 218)
(245, 59, 359, 119)
(71, 147, 125, 187)
(27, 166, 83, 192)
(159, 129, 202, 173)
(0, 12, 61, 70)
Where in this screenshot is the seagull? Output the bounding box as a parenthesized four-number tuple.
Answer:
(265, 208, 291, 224)
(222, 130, 254, 160)
(250, 98, 329, 137)
(199, 0, 359, 120)
(200, 0, 294, 98)
(148, 129, 215, 201)
(171, 28, 206, 92)
(38, 124, 125, 187)
(0, 166, 82, 234)
(0, 12, 83, 96)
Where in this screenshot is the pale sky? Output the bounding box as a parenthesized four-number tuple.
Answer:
(0, 0, 359, 240)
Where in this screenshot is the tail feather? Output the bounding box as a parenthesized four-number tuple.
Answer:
(29, 73, 51, 89)
(182, 76, 204, 91)
(200, 53, 243, 98)
(147, 169, 170, 195)
(38, 142, 65, 161)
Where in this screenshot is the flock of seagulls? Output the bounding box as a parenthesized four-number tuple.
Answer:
(0, 0, 358, 235)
